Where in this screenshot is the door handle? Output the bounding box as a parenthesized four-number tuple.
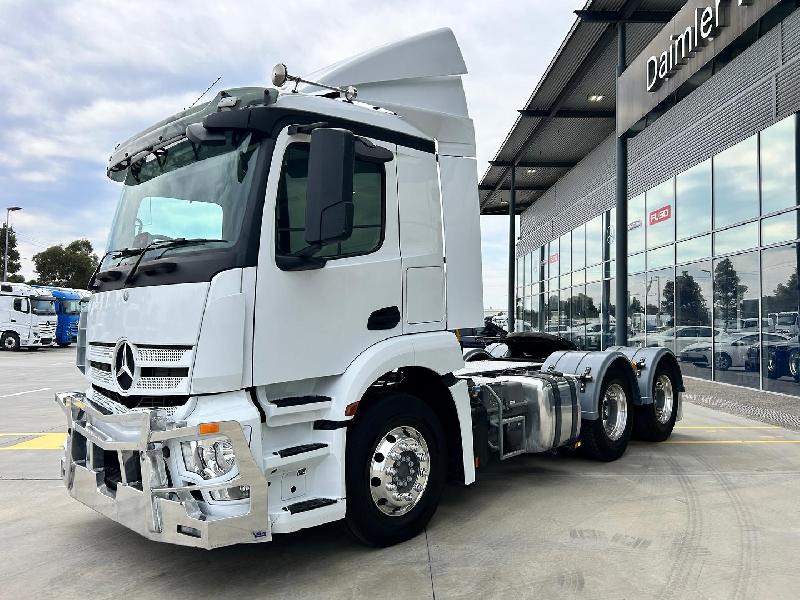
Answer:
(368, 306, 400, 331)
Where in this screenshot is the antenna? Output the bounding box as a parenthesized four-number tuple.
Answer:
(271, 63, 357, 102)
(185, 76, 223, 110)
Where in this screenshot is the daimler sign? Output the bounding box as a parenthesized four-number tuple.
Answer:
(646, 0, 728, 92)
(617, 0, 778, 135)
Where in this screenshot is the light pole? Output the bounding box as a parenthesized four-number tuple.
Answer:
(3, 206, 22, 282)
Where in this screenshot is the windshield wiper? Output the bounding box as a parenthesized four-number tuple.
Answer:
(123, 238, 228, 285)
(88, 247, 143, 289)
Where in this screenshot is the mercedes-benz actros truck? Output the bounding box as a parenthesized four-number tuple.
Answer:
(56, 29, 683, 549)
(1, 282, 57, 350)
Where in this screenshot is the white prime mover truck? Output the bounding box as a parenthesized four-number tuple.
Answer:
(0, 282, 57, 350)
(57, 29, 683, 548)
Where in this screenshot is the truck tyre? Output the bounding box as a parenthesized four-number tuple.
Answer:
(345, 391, 446, 547)
(579, 370, 633, 462)
(58, 342, 71, 348)
(1, 332, 20, 351)
(634, 362, 679, 442)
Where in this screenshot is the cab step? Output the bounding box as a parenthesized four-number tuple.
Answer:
(263, 442, 330, 470)
(270, 497, 345, 534)
(269, 395, 331, 408)
(275, 442, 327, 458)
(284, 497, 338, 514)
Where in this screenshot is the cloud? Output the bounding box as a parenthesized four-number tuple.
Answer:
(0, 0, 583, 303)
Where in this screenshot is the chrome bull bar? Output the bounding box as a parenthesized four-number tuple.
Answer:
(55, 391, 270, 549)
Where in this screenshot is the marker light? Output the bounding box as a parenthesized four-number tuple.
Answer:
(198, 422, 220, 435)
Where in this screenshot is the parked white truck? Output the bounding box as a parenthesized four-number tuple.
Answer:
(0, 282, 57, 350)
(57, 29, 683, 549)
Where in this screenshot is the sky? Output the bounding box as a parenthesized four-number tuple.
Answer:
(0, 0, 584, 309)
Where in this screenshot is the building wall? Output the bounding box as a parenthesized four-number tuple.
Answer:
(518, 7, 800, 258)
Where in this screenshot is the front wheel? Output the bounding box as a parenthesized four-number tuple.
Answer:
(579, 371, 634, 461)
(634, 363, 679, 442)
(1, 332, 20, 351)
(714, 352, 732, 371)
(345, 391, 446, 547)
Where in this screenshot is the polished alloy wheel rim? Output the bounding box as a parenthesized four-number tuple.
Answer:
(3, 337, 15, 349)
(601, 383, 628, 441)
(715, 354, 729, 369)
(369, 426, 430, 517)
(653, 374, 674, 424)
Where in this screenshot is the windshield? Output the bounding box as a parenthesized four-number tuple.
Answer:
(31, 299, 56, 315)
(777, 314, 797, 325)
(103, 133, 259, 268)
(60, 299, 81, 315)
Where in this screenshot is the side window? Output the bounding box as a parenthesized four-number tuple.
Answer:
(275, 142, 385, 260)
(13, 298, 28, 313)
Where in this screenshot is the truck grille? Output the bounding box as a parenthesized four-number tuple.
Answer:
(90, 385, 188, 417)
(38, 322, 56, 338)
(87, 342, 193, 395)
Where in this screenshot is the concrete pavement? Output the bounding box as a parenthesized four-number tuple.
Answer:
(2, 347, 800, 599)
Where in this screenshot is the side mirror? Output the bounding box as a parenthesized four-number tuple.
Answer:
(304, 128, 355, 249)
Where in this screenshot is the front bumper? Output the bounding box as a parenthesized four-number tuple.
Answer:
(56, 391, 269, 549)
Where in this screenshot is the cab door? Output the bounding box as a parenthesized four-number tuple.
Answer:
(253, 127, 401, 385)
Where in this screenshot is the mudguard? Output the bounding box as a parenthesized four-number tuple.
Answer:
(541, 350, 641, 420)
(605, 346, 685, 420)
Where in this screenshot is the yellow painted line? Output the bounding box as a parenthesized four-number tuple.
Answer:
(665, 439, 800, 444)
(0, 432, 62, 437)
(0, 433, 67, 450)
(675, 425, 780, 429)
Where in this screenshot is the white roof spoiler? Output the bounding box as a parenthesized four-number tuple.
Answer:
(300, 28, 476, 157)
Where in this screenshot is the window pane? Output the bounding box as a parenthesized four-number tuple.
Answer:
(761, 245, 800, 395)
(713, 251, 760, 389)
(586, 263, 603, 283)
(628, 194, 645, 254)
(586, 215, 603, 266)
(629, 252, 646, 274)
(276, 143, 384, 258)
(560, 231, 571, 275)
(585, 281, 603, 350)
(761, 114, 797, 215)
(606, 208, 616, 264)
(677, 234, 712, 264)
(714, 221, 758, 255)
(546, 291, 560, 334)
(762, 209, 800, 246)
(675, 262, 713, 380)
(646, 267, 675, 352)
(548, 239, 559, 278)
(646, 179, 674, 249)
(573, 224, 586, 270)
(676, 159, 712, 240)
(713, 135, 758, 228)
(628, 273, 647, 346)
(569, 286, 585, 348)
(648, 244, 674, 271)
(605, 278, 616, 350)
(572, 268, 586, 285)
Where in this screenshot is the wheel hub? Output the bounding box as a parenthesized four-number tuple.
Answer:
(369, 426, 430, 516)
(602, 383, 628, 441)
(653, 374, 674, 424)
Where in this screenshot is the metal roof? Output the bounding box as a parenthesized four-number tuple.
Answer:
(479, 0, 686, 215)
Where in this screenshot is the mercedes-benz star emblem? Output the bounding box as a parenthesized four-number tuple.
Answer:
(114, 341, 135, 392)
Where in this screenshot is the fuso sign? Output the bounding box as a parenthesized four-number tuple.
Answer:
(649, 204, 672, 225)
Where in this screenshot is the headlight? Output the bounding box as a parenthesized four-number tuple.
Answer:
(181, 438, 237, 480)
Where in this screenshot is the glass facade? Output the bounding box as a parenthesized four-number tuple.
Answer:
(516, 114, 800, 395)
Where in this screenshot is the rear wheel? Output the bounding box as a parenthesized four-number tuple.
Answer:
(634, 363, 679, 442)
(345, 392, 446, 547)
(1, 332, 20, 351)
(714, 352, 732, 371)
(579, 371, 633, 461)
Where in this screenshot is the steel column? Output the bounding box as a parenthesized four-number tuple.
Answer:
(508, 167, 517, 332)
(614, 22, 628, 346)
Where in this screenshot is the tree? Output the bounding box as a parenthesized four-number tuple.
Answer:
(714, 258, 748, 331)
(669, 271, 710, 326)
(0, 224, 21, 280)
(33, 239, 99, 288)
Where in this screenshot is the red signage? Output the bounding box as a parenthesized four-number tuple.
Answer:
(548, 253, 559, 264)
(649, 204, 672, 225)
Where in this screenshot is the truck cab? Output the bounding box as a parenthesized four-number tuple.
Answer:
(33, 286, 82, 346)
(0, 283, 57, 350)
(56, 28, 682, 550)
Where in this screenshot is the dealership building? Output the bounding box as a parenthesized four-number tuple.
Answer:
(479, 0, 800, 395)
